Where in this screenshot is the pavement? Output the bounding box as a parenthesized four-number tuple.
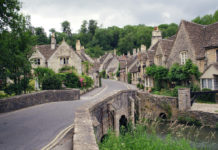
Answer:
(0, 79, 136, 150)
(191, 103, 218, 114)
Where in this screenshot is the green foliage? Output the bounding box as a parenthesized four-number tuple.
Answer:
(59, 66, 76, 73)
(82, 61, 90, 74)
(116, 63, 120, 77)
(80, 75, 94, 89)
(100, 70, 107, 79)
(127, 72, 132, 84)
(61, 20, 71, 36)
(161, 103, 172, 119)
(99, 125, 196, 150)
(34, 27, 48, 45)
(42, 74, 62, 90)
(64, 72, 80, 88)
(56, 73, 66, 82)
(192, 10, 218, 25)
(158, 23, 178, 38)
(178, 115, 202, 127)
(0, 14, 36, 95)
(34, 67, 55, 86)
(85, 45, 105, 58)
(196, 88, 216, 103)
(137, 83, 144, 90)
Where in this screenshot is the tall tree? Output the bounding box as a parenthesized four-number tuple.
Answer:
(34, 27, 48, 45)
(61, 20, 71, 36)
(0, 0, 21, 31)
(88, 20, 98, 36)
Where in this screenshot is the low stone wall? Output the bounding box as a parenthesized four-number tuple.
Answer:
(137, 92, 178, 120)
(179, 111, 218, 128)
(0, 89, 80, 113)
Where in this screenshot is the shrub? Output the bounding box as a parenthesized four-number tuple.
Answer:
(64, 72, 80, 88)
(81, 75, 94, 89)
(56, 73, 66, 82)
(34, 67, 55, 87)
(42, 75, 62, 90)
(59, 66, 75, 73)
(100, 70, 107, 79)
(178, 115, 202, 126)
(127, 72, 132, 84)
(196, 88, 215, 103)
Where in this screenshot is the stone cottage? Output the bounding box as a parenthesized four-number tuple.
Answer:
(30, 33, 94, 74)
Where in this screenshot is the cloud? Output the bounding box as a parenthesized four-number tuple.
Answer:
(20, 0, 218, 34)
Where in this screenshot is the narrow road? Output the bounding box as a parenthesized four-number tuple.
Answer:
(0, 79, 136, 150)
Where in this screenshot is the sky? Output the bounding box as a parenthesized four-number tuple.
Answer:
(20, 0, 218, 34)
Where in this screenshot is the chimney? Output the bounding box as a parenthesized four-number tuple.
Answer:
(133, 48, 137, 56)
(141, 44, 146, 52)
(51, 33, 56, 50)
(76, 40, 81, 53)
(127, 51, 131, 57)
(114, 49, 117, 56)
(151, 26, 162, 47)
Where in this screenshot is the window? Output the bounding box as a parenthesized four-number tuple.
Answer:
(180, 51, 187, 65)
(202, 79, 207, 89)
(60, 57, 69, 65)
(34, 59, 40, 65)
(202, 78, 213, 90)
(156, 55, 162, 66)
(208, 79, 212, 89)
(216, 50, 218, 62)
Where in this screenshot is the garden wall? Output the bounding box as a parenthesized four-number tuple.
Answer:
(0, 89, 80, 113)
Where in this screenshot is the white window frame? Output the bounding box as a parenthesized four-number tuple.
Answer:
(60, 57, 69, 65)
(34, 58, 40, 65)
(180, 51, 187, 65)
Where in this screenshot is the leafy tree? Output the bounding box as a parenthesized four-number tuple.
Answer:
(64, 72, 80, 88)
(0, 0, 21, 31)
(80, 20, 88, 34)
(88, 19, 98, 36)
(0, 15, 35, 95)
(34, 27, 48, 45)
(85, 45, 105, 58)
(61, 20, 71, 36)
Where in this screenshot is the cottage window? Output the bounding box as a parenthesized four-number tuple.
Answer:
(202, 79, 207, 89)
(180, 51, 187, 65)
(208, 79, 212, 89)
(60, 57, 69, 65)
(34, 59, 40, 65)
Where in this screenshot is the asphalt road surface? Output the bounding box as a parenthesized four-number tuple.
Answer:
(0, 79, 136, 150)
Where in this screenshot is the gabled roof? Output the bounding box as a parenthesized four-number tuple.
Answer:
(201, 62, 218, 78)
(35, 45, 59, 61)
(204, 22, 218, 48)
(181, 20, 206, 59)
(129, 63, 138, 73)
(159, 39, 174, 59)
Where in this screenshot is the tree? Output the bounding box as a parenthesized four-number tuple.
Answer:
(88, 20, 98, 36)
(34, 27, 48, 45)
(0, 0, 21, 31)
(80, 20, 88, 34)
(0, 15, 36, 95)
(61, 20, 71, 36)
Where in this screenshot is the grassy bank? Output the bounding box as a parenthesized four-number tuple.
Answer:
(99, 125, 196, 150)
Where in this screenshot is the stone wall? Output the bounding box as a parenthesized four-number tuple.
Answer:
(179, 110, 218, 128)
(137, 92, 178, 120)
(0, 89, 80, 113)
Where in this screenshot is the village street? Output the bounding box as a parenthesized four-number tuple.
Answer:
(0, 80, 136, 150)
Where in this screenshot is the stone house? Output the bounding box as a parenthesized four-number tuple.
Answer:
(30, 34, 94, 74)
(200, 63, 218, 90)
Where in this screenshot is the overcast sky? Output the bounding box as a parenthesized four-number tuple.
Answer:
(20, 0, 218, 34)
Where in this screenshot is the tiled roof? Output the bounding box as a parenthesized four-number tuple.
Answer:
(204, 22, 218, 48)
(129, 64, 138, 73)
(36, 45, 58, 60)
(159, 39, 174, 59)
(119, 60, 126, 69)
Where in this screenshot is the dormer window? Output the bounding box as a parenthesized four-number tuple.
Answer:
(180, 51, 187, 65)
(60, 57, 69, 65)
(34, 59, 40, 65)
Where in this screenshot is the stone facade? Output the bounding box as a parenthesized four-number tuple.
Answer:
(178, 88, 191, 111)
(30, 36, 94, 74)
(0, 89, 80, 113)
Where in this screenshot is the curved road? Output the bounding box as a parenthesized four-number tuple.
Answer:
(0, 79, 136, 150)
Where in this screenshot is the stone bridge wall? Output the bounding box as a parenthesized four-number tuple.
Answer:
(0, 89, 80, 113)
(73, 90, 137, 150)
(137, 92, 179, 120)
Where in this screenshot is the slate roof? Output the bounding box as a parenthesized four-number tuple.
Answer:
(204, 22, 218, 48)
(159, 39, 174, 59)
(201, 62, 218, 77)
(36, 45, 58, 60)
(129, 64, 138, 73)
(119, 60, 126, 69)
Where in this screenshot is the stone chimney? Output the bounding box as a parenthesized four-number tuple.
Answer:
(114, 49, 117, 56)
(51, 33, 56, 50)
(141, 44, 146, 52)
(127, 51, 131, 57)
(76, 40, 81, 53)
(151, 27, 162, 47)
(133, 48, 137, 56)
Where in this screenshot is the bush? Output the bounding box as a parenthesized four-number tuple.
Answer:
(196, 88, 215, 103)
(59, 66, 75, 73)
(42, 75, 62, 90)
(81, 75, 94, 89)
(127, 72, 132, 84)
(56, 73, 66, 82)
(178, 115, 202, 126)
(64, 72, 80, 88)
